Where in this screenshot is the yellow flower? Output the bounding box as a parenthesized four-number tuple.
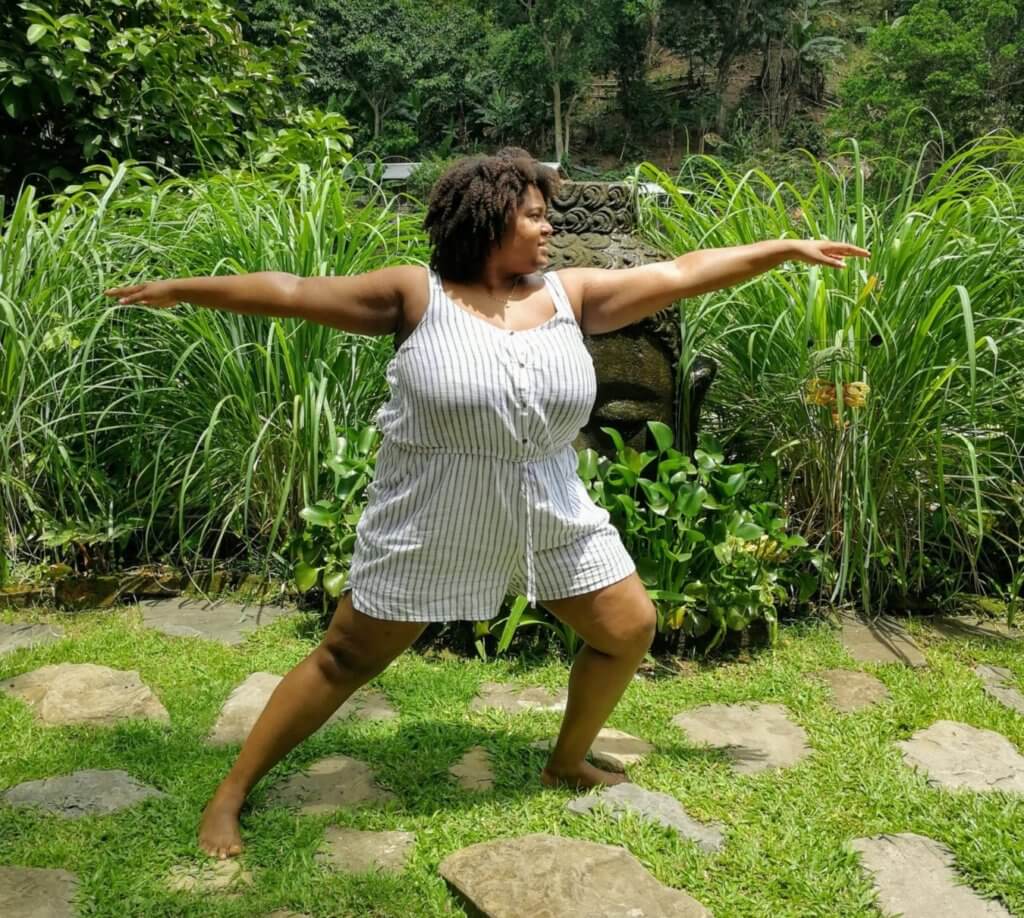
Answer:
(806, 378, 836, 406)
(843, 381, 870, 408)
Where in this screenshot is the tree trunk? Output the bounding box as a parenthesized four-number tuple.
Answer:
(552, 79, 564, 161)
(715, 50, 735, 136)
(763, 37, 784, 149)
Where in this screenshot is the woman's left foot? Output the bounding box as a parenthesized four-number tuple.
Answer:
(540, 761, 629, 790)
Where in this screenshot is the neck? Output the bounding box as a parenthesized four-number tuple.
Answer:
(477, 262, 524, 296)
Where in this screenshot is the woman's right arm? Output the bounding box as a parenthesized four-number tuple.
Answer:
(104, 265, 422, 336)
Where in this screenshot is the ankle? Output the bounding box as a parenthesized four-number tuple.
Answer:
(210, 781, 248, 806)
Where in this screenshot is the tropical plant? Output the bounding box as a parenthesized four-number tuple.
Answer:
(634, 135, 1024, 612)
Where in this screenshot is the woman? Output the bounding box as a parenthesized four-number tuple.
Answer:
(104, 147, 868, 859)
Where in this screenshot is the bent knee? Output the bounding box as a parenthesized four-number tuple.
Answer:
(319, 634, 389, 682)
(598, 600, 657, 655)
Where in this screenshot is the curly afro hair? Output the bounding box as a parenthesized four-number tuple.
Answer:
(424, 147, 561, 283)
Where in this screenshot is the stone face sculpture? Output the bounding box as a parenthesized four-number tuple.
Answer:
(545, 181, 715, 457)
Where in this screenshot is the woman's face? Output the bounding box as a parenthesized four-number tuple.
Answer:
(494, 183, 553, 275)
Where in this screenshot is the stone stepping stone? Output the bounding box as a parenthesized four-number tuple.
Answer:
(0, 622, 64, 655)
(207, 672, 396, 746)
(0, 865, 79, 917)
(2, 768, 167, 818)
(974, 665, 1024, 716)
(138, 598, 296, 646)
(836, 610, 926, 667)
(929, 616, 1021, 641)
(898, 720, 1024, 792)
(166, 859, 253, 895)
(567, 782, 725, 852)
(439, 832, 712, 917)
(315, 826, 415, 874)
(0, 663, 170, 727)
(264, 754, 396, 815)
(812, 669, 890, 712)
(531, 727, 655, 773)
(852, 833, 1012, 917)
(449, 746, 495, 791)
(469, 681, 567, 714)
(671, 702, 811, 774)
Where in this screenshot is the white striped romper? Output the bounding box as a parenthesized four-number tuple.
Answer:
(346, 266, 637, 622)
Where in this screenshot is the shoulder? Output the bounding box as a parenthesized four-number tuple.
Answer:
(546, 268, 584, 325)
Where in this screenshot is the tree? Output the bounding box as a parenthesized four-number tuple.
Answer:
(833, 0, 1024, 159)
(0, 0, 309, 197)
(488, 0, 618, 162)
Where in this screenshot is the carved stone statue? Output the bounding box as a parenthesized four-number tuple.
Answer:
(545, 182, 716, 458)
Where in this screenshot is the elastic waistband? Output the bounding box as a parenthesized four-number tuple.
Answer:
(384, 438, 568, 464)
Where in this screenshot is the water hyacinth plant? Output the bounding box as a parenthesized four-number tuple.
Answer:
(635, 135, 1024, 611)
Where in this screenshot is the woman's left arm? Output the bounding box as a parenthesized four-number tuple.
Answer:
(558, 239, 870, 336)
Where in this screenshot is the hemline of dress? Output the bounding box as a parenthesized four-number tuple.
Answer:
(348, 559, 637, 624)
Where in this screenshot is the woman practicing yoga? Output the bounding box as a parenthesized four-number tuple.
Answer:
(104, 147, 868, 859)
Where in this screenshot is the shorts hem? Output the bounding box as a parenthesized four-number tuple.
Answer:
(535, 560, 637, 604)
(349, 587, 500, 623)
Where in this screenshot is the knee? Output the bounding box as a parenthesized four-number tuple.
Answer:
(604, 599, 657, 656)
(318, 633, 386, 683)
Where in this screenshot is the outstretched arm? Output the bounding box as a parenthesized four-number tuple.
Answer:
(103, 265, 422, 335)
(557, 239, 871, 336)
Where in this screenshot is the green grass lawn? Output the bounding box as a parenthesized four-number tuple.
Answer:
(1, 604, 1022, 917)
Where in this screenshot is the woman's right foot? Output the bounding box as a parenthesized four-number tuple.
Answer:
(198, 787, 246, 859)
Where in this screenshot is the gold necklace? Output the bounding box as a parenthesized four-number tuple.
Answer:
(481, 274, 522, 311)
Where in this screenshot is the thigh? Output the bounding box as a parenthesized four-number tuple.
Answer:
(540, 571, 656, 655)
(322, 591, 428, 676)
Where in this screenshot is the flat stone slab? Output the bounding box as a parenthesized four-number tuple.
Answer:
(138, 598, 296, 645)
(0, 663, 170, 727)
(469, 681, 567, 714)
(264, 754, 396, 815)
(316, 827, 415, 874)
(670, 702, 811, 774)
(929, 616, 1022, 641)
(166, 859, 253, 895)
(898, 720, 1024, 792)
(567, 783, 725, 852)
(449, 746, 494, 791)
(0, 622, 65, 655)
(813, 669, 890, 712)
(207, 672, 395, 745)
(531, 727, 655, 773)
(0, 866, 79, 917)
(2, 768, 167, 818)
(439, 832, 712, 917)
(974, 665, 1024, 716)
(852, 833, 1012, 917)
(837, 611, 926, 667)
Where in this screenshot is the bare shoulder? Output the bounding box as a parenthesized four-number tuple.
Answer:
(548, 268, 585, 324)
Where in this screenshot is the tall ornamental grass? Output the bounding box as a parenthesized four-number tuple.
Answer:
(0, 160, 427, 574)
(636, 136, 1024, 610)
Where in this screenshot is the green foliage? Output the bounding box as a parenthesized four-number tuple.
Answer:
(0, 0, 310, 195)
(636, 135, 1024, 612)
(833, 0, 1024, 158)
(286, 426, 378, 611)
(0, 158, 428, 575)
(580, 422, 818, 652)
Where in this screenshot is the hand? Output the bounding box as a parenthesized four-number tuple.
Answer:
(102, 280, 180, 308)
(788, 239, 870, 269)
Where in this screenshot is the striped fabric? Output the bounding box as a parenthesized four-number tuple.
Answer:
(346, 266, 636, 622)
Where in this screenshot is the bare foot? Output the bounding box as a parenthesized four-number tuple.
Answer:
(540, 760, 630, 790)
(198, 788, 245, 859)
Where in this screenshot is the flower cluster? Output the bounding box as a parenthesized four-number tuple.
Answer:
(805, 378, 871, 428)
